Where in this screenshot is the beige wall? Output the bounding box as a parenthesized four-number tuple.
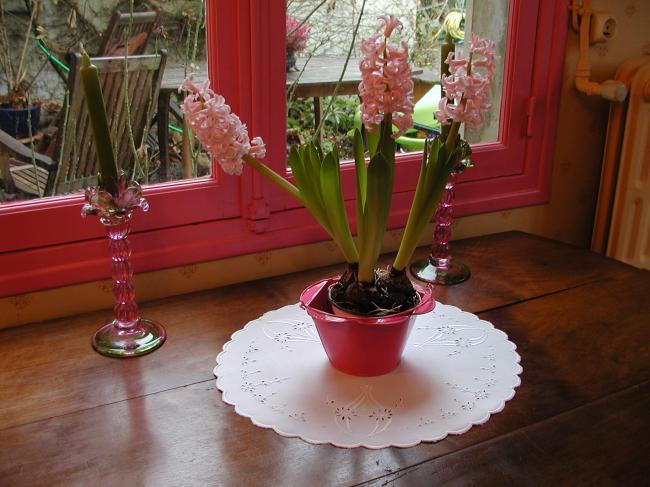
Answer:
(2, 0, 649, 328)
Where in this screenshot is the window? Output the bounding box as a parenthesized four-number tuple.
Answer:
(0, 0, 568, 297)
(215, 0, 567, 247)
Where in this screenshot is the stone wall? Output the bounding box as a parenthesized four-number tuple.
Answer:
(287, 0, 418, 58)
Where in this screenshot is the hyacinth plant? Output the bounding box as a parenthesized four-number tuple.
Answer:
(180, 17, 495, 316)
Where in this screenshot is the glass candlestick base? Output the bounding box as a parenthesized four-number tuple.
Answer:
(410, 257, 470, 285)
(92, 318, 166, 358)
(82, 175, 166, 358)
(410, 171, 470, 286)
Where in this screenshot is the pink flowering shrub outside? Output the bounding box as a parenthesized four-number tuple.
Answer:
(286, 16, 310, 53)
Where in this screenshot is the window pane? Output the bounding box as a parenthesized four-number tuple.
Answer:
(285, 0, 508, 162)
(0, 1, 209, 204)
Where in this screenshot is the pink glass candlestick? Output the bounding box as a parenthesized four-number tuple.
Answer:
(410, 172, 470, 285)
(82, 176, 166, 357)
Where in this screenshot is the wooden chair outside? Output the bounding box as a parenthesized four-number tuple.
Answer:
(99, 10, 160, 56)
(2, 50, 167, 197)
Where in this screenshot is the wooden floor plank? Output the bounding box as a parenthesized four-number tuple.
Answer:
(0, 233, 637, 431)
(1, 262, 648, 486)
(361, 382, 650, 486)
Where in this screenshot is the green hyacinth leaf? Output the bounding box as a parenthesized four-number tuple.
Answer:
(353, 128, 367, 243)
(320, 150, 358, 263)
(393, 137, 450, 271)
(358, 150, 393, 282)
(288, 145, 332, 235)
(365, 127, 380, 158)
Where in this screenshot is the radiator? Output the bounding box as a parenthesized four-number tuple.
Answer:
(592, 56, 650, 270)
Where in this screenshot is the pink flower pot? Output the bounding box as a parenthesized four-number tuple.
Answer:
(299, 277, 435, 376)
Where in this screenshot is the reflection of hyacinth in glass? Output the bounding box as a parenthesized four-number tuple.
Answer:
(358, 15, 414, 137)
(179, 77, 266, 176)
(436, 33, 496, 130)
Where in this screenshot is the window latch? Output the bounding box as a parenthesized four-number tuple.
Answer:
(247, 198, 271, 234)
(526, 96, 537, 138)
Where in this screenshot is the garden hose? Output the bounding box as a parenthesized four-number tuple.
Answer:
(36, 39, 70, 73)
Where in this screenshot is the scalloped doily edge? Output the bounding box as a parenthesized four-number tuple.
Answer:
(214, 301, 523, 449)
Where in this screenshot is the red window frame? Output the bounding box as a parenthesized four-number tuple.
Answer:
(0, 0, 568, 297)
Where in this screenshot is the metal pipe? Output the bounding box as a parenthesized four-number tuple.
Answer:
(572, 0, 627, 102)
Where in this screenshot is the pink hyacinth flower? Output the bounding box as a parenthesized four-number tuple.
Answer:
(436, 33, 496, 131)
(358, 15, 414, 138)
(179, 76, 266, 176)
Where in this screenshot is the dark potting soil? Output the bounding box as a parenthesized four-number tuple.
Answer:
(328, 267, 420, 317)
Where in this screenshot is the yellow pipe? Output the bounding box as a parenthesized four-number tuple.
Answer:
(573, 0, 627, 102)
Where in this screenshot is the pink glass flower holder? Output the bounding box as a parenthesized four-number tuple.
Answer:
(410, 172, 470, 285)
(82, 180, 166, 357)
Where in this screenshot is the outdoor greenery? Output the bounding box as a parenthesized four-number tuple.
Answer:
(287, 96, 359, 156)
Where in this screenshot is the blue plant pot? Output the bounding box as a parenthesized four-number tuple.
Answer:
(0, 104, 41, 138)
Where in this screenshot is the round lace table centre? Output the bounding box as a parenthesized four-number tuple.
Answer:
(214, 301, 522, 449)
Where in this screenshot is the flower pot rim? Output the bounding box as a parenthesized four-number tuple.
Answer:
(300, 276, 434, 326)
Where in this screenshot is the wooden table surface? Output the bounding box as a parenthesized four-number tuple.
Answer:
(1, 232, 648, 486)
(285, 56, 435, 99)
(161, 57, 435, 99)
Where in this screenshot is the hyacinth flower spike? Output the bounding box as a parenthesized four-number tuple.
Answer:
(393, 33, 495, 274)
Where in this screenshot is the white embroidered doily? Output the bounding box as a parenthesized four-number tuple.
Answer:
(214, 301, 522, 449)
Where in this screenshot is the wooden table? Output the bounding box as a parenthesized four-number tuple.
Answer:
(285, 56, 436, 100)
(286, 57, 434, 138)
(1, 232, 648, 486)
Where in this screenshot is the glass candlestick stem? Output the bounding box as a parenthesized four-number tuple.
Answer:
(92, 213, 166, 357)
(410, 172, 470, 285)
